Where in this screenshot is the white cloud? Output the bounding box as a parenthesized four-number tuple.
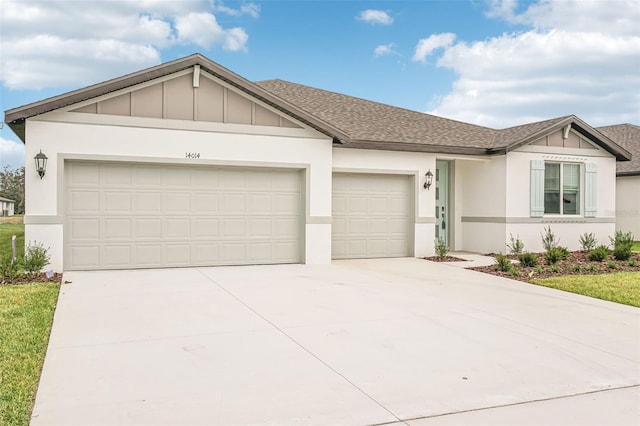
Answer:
(357, 10, 393, 25)
(0, 137, 25, 169)
(374, 43, 397, 57)
(424, 0, 640, 128)
(412, 33, 456, 63)
(0, 0, 256, 90)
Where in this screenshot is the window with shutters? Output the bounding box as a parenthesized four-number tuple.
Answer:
(544, 162, 581, 215)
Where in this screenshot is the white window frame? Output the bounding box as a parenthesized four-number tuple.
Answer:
(544, 161, 583, 216)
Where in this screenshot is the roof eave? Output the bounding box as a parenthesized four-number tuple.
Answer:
(338, 139, 492, 156)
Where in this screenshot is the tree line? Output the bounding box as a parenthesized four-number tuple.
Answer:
(0, 166, 25, 214)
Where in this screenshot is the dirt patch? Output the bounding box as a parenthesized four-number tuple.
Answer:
(1, 272, 63, 286)
(424, 256, 469, 262)
(470, 251, 640, 282)
(0, 215, 24, 224)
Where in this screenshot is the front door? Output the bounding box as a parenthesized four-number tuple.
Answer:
(435, 160, 449, 247)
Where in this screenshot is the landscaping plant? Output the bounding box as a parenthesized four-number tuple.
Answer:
(506, 234, 524, 255)
(434, 237, 449, 258)
(610, 231, 634, 261)
(518, 252, 538, 267)
(579, 232, 598, 251)
(588, 245, 610, 262)
(23, 242, 51, 276)
(541, 226, 559, 251)
(495, 253, 512, 272)
(545, 247, 565, 265)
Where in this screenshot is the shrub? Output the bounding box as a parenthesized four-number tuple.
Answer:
(629, 259, 637, 267)
(579, 232, 598, 251)
(545, 247, 565, 265)
(495, 253, 512, 272)
(510, 268, 522, 277)
(607, 260, 617, 269)
(23, 242, 51, 275)
(610, 231, 634, 261)
(534, 266, 544, 275)
(557, 246, 570, 260)
(541, 226, 559, 251)
(571, 263, 582, 273)
(588, 245, 610, 262)
(434, 237, 449, 258)
(518, 252, 538, 267)
(0, 253, 23, 280)
(587, 263, 598, 272)
(550, 264, 560, 273)
(506, 234, 524, 255)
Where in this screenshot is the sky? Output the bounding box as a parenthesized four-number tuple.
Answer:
(1, 0, 639, 169)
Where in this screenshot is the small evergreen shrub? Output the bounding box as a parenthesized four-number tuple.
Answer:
(0, 254, 22, 280)
(610, 231, 634, 261)
(550, 264, 560, 273)
(629, 259, 637, 267)
(557, 246, 570, 260)
(434, 237, 449, 258)
(510, 268, 522, 277)
(541, 226, 559, 251)
(571, 263, 582, 273)
(518, 252, 538, 267)
(588, 245, 610, 262)
(545, 247, 565, 265)
(534, 266, 544, 275)
(495, 253, 512, 272)
(506, 234, 524, 255)
(607, 260, 617, 269)
(587, 263, 598, 272)
(23, 242, 51, 275)
(579, 232, 598, 251)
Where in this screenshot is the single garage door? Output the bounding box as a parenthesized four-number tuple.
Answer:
(332, 173, 412, 259)
(65, 161, 303, 270)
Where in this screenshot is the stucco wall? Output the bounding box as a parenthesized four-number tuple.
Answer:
(25, 117, 333, 271)
(616, 175, 640, 237)
(332, 147, 436, 257)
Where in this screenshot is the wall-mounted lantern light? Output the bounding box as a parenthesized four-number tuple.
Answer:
(423, 169, 433, 190)
(34, 150, 48, 179)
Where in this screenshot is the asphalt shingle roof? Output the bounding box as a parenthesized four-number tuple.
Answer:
(597, 124, 640, 175)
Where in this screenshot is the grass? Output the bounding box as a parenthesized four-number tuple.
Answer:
(531, 272, 640, 307)
(633, 241, 640, 253)
(0, 283, 60, 426)
(0, 217, 25, 259)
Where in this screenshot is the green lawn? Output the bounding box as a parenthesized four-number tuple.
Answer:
(633, 241, 640, 253)
(0, 221, 25, 259)
(0, 283, 60, 426)
(531, 272, 640, 307)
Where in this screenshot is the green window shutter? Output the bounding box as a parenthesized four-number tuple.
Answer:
(584, 163, 597, 217)
(530, 160, 545, 217)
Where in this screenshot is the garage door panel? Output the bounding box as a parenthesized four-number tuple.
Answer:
(104, 218, 131, 239)
(65, 162, 302, 270)
(332, 173, 411, 259)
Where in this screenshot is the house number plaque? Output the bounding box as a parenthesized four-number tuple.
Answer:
(185, 152, 201, 159)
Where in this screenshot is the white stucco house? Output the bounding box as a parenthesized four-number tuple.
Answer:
(0, 196, 15, 216)
(3, 54, 632, 271)
(599, 124, 640, 237)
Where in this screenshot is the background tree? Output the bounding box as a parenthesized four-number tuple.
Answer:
(0, 166, 25, 214)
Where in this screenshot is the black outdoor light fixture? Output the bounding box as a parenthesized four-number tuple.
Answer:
(34, 150, 48, 179)
(423, 169, 433, 190)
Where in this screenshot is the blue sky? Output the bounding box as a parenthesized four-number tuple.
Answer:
(1, 0, 639, 169)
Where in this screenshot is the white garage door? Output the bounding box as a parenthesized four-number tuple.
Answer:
(332, 173, 412, 259)
(65, 161, 302, 270)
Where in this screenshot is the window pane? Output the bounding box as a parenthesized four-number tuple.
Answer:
(544, 163, 560, 214)
(563, 163, 580, 215)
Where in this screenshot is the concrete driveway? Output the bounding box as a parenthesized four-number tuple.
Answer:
(32, 259, 640, 425)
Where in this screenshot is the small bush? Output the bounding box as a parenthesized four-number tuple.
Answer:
(510, 268, 522, 277)
(550, 264, 560, 273)
(506, 234, 524, 255)
(23, 242, 51, 275)
(587, 263, 598, 272)
(579, 232, 598, 251)
(434, 237, 449, 258)
(0, 253, 23, 279)
(557, 246, 570, 260)
(610, 231, 634, 261)
(495, 253, 512, 272)
(571, 263, 582, 273)
(607, 260, 617, 269)
(629, 259, 637, 267)
(518, 252, 538, 267)
(541, 226, 559, 251)
(534, 266, 544, 275)
(545, 247, 565, 265)
(588, 245, 610, 262)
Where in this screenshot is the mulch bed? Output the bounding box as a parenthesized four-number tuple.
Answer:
(424, 256, 469, 262)
(470, 251, 640, 282)
(1, 272, 63, 286)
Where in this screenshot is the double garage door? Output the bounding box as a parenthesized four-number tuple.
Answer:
(65, 161, 303, 270)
